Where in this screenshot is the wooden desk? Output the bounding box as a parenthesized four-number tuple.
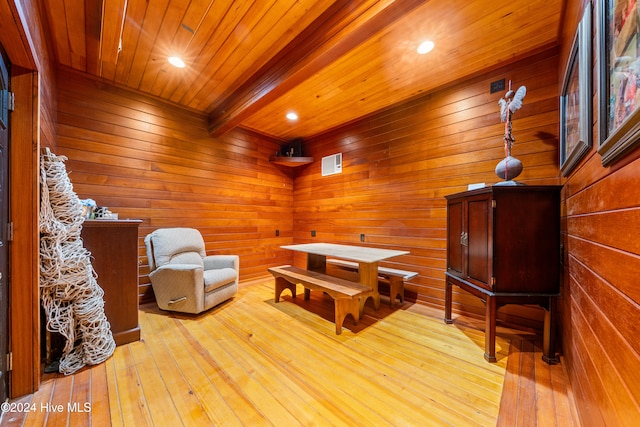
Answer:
(281, 243, 409, 309)
(81, 219, 142, 346)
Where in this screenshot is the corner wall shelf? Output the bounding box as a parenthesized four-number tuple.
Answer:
(269, 156, 314, 167)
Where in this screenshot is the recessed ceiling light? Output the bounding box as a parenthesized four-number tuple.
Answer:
(417, 40, 435, 55)
(168, 56, 185, 68)
(286, 112, 298, 121)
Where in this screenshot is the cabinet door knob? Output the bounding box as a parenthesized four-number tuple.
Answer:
(460, 232, 468, 246)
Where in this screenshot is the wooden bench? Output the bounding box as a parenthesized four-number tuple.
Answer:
(268, 265, 373, 335)
(326, 259, 418, 308)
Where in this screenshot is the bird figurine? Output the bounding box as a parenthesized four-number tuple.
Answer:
(495, 81, 526, 184)
(499, 85, 527, 122)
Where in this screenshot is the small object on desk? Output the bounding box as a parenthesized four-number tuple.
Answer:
(93, 206, 119, 219)
(81, 198, 96, 219)
(467, 182, 485, 191)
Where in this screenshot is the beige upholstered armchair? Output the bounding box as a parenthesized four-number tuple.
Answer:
(144, 228, 239, 314)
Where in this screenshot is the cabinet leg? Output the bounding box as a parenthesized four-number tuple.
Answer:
(542, 296, 559, 364)
(444, 280, 453, 324)
(484, 296, 497, 363)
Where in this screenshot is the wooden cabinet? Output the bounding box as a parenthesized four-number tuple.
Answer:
(81, 220, 142, 346)
(444, 185, 561, 363)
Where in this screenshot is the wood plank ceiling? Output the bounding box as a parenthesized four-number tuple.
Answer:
(40, 0, 564, 140)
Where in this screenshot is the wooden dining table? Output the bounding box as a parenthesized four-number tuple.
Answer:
(281, 243, 409, 309)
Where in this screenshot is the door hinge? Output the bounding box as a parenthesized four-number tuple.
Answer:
(491, 200, 497, 208)
(7, 222, 13, 242)
(491, 277, 496, 286)
(6, 352, 12, 371)
(8, 92, 14, 111)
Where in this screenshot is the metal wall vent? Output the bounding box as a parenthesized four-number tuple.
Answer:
(321, 153, 342, 176)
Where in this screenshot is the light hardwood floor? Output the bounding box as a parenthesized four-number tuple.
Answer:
(2, 278, 579, 426)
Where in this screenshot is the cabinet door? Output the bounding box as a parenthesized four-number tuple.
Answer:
(466, 196, 492, 290)
(492, 189, 560, 293)
(446, 198, 464, 276)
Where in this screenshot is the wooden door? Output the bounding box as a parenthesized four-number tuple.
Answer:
(0, 48, 10, 403)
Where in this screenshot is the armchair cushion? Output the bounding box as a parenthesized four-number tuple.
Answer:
(146, 227, 206, 270)
(204, 268, 237, 293)
(203, 255, 238, 270)
(171, 252, 204, 267)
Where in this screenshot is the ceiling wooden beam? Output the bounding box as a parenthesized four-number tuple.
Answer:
(99, 0, 127, 79)
(84, 0, 103, 76)
(208, 0, 429, 137)
(0, 0, 37, 69)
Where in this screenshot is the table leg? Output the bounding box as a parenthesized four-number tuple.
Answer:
(306, 253, 326, 273)
(484, 295, 497, 363)
(305, 254, 326, 301)
(358, 261, 379, 310)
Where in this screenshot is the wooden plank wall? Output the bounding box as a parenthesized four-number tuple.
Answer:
(55, 69, 295, 304)
(1, 0, 58, 147)
(52, 8, 640, 422)
(295, 50, 561, 331)
(23, 0, 640, 423)
(558, 0, 640, 424)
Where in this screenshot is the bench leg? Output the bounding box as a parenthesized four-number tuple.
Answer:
(334, 298, 360, 335)
(357, 291, 376, 318)
(275, 277, 296, 302)
(358, 294, 369, 318)
(388, 277, 405, 308)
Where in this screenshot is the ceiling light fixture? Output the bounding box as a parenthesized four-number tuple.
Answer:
(417, 40, 435, 55)
(286, 112, 298, 121)
(168, 56, 186, 68)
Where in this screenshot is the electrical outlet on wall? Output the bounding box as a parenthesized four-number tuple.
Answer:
(490, 79, 505, 93)
(311, 230, 316, 237)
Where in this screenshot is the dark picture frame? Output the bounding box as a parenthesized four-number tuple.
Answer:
(560, 4, 592, 176)
(598, 0, 640, 165)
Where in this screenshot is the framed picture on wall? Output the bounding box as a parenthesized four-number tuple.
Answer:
(598, 0, 640, 165)
(560, 4, 592, 176)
